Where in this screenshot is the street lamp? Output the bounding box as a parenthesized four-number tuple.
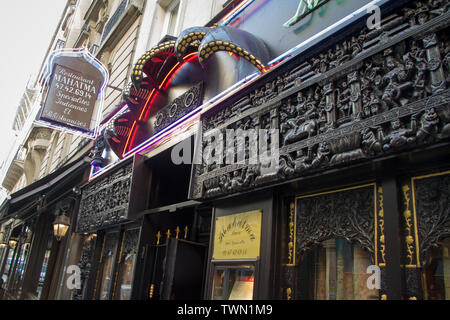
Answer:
(53, 213, 70, 241)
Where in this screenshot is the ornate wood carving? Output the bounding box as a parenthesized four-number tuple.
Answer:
(412, 172, 450, 264)
(153, 82, 204, 133)
(287, 202, 295, 266)
(399, 171, 450, 300)
(77, 165, 133, 233)
(376, 186, 386, 267)
(294, 185, 375, 257)
(281, 184, 377, 300)
(281, 265, 295, 300)
(402, 184, 419, 267)
(101, 232, 120, 263)
(118, 228, 140, 263)
(190, 0, 450, 200)
(72, 235, 97, 300)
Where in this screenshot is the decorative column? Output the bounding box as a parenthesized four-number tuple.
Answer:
(324, 83, 336, 130)
(423, 33, 446, 94)
(347, 71, 362, 119)
(401, 182, 422, 300)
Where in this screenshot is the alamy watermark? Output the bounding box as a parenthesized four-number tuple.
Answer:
(66, 265, 81, 290)
(366, 265, 381, 290)
(171, 129, 280, 175)
(366, 4, 381, 30)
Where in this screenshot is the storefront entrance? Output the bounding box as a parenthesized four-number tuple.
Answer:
(137, 204, 210, 300)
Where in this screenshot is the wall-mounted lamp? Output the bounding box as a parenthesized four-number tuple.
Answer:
(53, 214, 70, 241)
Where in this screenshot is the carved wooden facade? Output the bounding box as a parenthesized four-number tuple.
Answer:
(77, 164, 133, 233)
(76, 155, 148, 234)
(188, 0, 450, 300)
(190, 0, 450, 201)
(399, 170, 450, 300)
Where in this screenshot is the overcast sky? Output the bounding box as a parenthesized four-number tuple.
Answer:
(0, 1, 67, 178)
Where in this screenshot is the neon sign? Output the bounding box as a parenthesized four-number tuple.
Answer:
(283, 0, 330, 28)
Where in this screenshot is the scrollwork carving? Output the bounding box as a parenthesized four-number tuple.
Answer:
(294, 185, 375, 257)
(413, 172, 450, 264)
(77, 165, 133, 233)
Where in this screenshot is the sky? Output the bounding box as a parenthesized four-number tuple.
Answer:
(0, 1, 67, 179)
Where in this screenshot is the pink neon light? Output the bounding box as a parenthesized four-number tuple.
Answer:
(123, 52, 198, 155)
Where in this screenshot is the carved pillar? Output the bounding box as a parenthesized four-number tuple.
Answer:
(381, 174, 403, 300)
(423, 33, 446, 94)
(376, 186, 388, 299)
(400, 182, 422, 300)
(347, 71, 362, 119)
(324, 83, 336, 129)
(283, 201, 296, 300)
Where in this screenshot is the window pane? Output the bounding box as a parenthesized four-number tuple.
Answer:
(422, 238, 450, 300)
(115, 229, 139, 300)
(36, 227, 54, 299)
(298, 238, 378, 300)
(167, 3, 179, 36)
(212, 265, 254, 300)
(2, 249, 15, 285)
(99, 251, 115, 300)
(37, 250, 51, 299)
(98, 232, 119, 300)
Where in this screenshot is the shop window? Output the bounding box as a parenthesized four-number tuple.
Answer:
(297, 238, 378, 300)
(116, 252, 136, 299)
(36, 227, 55, 300)
(97, 232, 120, 300)
(94, 228, 140, 300)
(1, 248, 15, 285)
(212, 265, 255, 300)
(37, 250, 51, 299)
(113, 228, 140, 300)
(9, 242, 31, 297)
(422, 238, 450, 300)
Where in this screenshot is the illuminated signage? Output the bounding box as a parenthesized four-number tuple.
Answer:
(284, 0, 330, 28)
(37, 49, 108, 139)
(213, 210, 262, 260)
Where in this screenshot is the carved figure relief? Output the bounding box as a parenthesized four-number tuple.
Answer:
(77, 165, 133, 233)
(190, 0, 450, 201)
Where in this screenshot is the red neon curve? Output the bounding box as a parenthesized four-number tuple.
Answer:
(122, 52, 198, 156)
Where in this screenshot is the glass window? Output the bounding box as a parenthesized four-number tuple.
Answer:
(212, 265, 255, 300)
(422, 238, 450, 300)
(114, 229, 139, 300)
(97, 232, 119, 300)
(36, 227, 55, 299)
(36, 250, 51, 299)
(10, 242, 31, 297)
(298, 238, 378, 300)
(99, 251, 115, 300)
(166, 2, 180, 36)
(2, 248, 15, 285)
(117, 252, 136, 300)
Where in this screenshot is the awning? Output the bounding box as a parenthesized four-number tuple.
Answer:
(0, 151, 92, 223)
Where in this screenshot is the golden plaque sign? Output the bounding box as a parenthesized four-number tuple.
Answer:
(213, 210, 262, 260)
